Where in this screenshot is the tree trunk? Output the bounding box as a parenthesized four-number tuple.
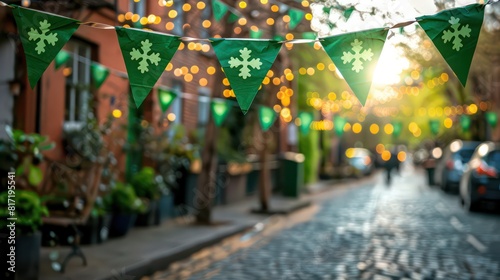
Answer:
(258, 131, 271, 211)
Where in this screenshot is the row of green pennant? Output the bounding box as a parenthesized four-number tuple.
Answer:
(10, 3, 486, 115)
(157, 88, 278, 131)
(212, 0, 305, 31)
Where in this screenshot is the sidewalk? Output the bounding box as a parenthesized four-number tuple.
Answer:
(39, 175, 375, 280)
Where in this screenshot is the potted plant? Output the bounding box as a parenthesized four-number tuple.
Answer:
(105, 183, 145, 237)
(0, 127, 55, 191)
(0, 190, 48, 280)
(131, 167, 163, 226)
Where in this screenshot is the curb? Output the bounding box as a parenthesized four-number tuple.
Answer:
(99, 222, 255, 280)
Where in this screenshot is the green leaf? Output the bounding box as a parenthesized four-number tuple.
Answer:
(39, 142, 56, 151)
(28, 165, 43, 186)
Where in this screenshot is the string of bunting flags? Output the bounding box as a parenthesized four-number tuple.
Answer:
(0, 2, 488, 118)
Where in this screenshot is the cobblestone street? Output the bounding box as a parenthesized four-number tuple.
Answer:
(151, 165, 500, 280)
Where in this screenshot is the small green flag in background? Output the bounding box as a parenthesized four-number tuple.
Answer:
(54, 50, 70, 69)
(429, 119, 440, 135)
(157, 88, 177, 113)
(343, 7, 355, 20)
(417, 4, 485, 87)
(298, 112, 314, 135)
(486, 111, 498, 128)
(212, 0, 228, 22)
(334, 116, 347, 136)
(320, 28, 388, 106)
(392, 121, 403, 138)
(228, 10, 240, 23)
(460, 115, 471, 131)
(116, 27, 180, 108)
(250, 29, 263, 39)
(12, 5, 80, 88)
(211, 39, 282, 114)
(91, 63, 110, 89)
(211, 99, 232, 127)
(259, 106, 277, 132)
(288, 9, 304, 30)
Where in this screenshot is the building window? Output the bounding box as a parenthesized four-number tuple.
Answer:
(197, 87, 211, 126)
(200, 2, 211, 39)
(170, 80, 183, 124)
(64, 39, 93, 125)
(172, 0, 184, 36)
(129, 0, 146, 17)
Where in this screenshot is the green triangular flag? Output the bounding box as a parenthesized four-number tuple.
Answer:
(259, 106, 277, 132)
(250, 29, 263, 39)
(116, 27, 180, 108)
(323, 7, 332, 15)
(334, 116, 346, 136)
(211, 39, 282, 114)
(12, 5, 80, 88)
(212, 0, 229, 22)
(298, 111, 314, 135)
(54, 50, 70, 69)
(417, 4, 485, 86)
(157, 89, 177, 113)
(486, 111, 498, 128)
(288, 9, 304, 30)
(392, 121, 403, 138)
(343, 7, 355, 20)
(429, 119, 440, 135)
(460, 115, 471, 131)
(211, 99, 232, 127)
(228, 11, 240, 23)
(91, 63, 110, 89)
(320, 28, 388, 105)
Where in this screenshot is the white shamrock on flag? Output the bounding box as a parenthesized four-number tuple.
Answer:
(28, 20, 58, 54)
(130, 39, 161, 73)
(442, 17, 471, 51)
(228, 47, 262, 79)
(341, 39, 373, 73)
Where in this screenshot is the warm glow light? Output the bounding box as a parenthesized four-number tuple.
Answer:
(397, 151, 406, 162)
(197, 1, 206, 9)
(199, 78, 208, 87)
(167, 113, 176, 122)
(168, 10, 177, 18)
(112, 109, 122, 118)
(376, 144, 385, 154)
(384, 124, 394, 135)
(238, 18, 247, 25)
(202, 20, 211, 28)
(182, 3, 191, 11)
(165, 22, 174, 30)
(370, 124, 379, 134)
(352, 123, 362, 134)
(271, 5, 279, 12)
(267, 18, 275, 25)
(381, 150, 391, 161)
(239, 1, 247, 8)
(469, 104, 478, 114)
(444, 118, 453, 128)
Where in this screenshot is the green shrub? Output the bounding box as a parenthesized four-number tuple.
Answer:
(0, 190, 48, 235)
(105, 183, 146, 214)
(131, 167, 161, 200)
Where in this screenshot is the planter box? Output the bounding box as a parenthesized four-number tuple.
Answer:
(41, 214, 112, 246)
(155, 193, 174, 224)
(135, 200, 158, 227)
(109, 213, 136, 238)
(10, 231, 41, 280)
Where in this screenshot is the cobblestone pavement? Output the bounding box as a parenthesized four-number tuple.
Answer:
(149, 165, 500, 280)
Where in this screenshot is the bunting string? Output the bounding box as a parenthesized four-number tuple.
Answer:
(0, 1, 489, 113)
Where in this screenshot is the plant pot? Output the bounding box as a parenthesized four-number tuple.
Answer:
(135, 200, 158, 227)
(81, 214, 112, 244)
(155, 193, 174, 225)
(109, 213, 137, 238)
(12, 231, 41, 280)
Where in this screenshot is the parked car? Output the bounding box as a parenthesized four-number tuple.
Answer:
(344, 148, 374, 178)
(434, 140, 481, 192)
(459, 142, 500, 211)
